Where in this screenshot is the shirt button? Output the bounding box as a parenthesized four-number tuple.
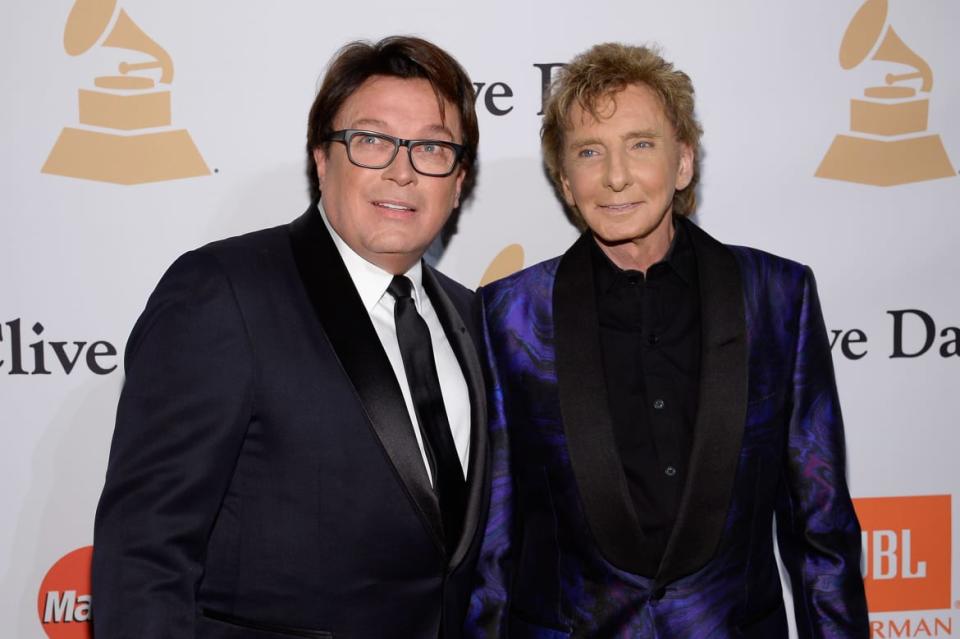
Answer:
(653, 399, 665, 410)
(647, 333, 659, 345)
(664, 466, 677, 477)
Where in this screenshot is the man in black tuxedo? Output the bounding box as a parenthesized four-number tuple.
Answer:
(93, 36, 488, 639)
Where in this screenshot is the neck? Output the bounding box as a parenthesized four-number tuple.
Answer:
(370, 254, 420, 276)
(595, 218, 675, 273)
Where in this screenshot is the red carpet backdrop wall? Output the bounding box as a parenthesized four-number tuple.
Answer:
(2, 1, 958, 637)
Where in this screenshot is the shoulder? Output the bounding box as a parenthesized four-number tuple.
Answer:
(159, 222, 293, 288)
(192, 223, 292, 269)
(724, 244, 818, 321)
(428, 265, 476, 307)
(477, 257, 562, 341)
(137, 222, 301, 336)
(682, 217, 810, 286)
(727, 245, 813, 297)
(727, 244, 810, 284)
(479, 256, 562, 306)
(685, 219, 816, 318)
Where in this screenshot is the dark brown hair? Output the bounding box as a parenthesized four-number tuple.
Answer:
(306, 36, 479, 203)
(541, 43, 703, 226)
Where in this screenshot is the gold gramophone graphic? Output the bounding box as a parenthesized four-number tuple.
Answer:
(816, 0, 955, 186)
(479, 244, 525, 286)
(42, 0, 209, 184)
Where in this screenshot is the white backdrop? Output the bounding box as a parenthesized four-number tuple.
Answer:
(2, 1, 958, 637)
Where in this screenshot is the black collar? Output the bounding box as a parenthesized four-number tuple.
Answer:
(590, 217, 697, 296)
(554, 215, 747, 583)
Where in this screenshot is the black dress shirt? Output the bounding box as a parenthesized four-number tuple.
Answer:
(592, 219, 701, 577)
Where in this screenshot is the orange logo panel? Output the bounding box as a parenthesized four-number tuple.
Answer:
(853, 495, 951, 612)
(37, 546, 93, 639)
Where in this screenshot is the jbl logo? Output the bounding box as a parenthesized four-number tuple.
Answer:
(853, 495, 951, 613)
(861, 529, 927, 580)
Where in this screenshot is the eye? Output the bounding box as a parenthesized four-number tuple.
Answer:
(632, 140, 653, 150)
(357, 134, 385, 146)
(412, 141, 455, 158)
(577, 148, 599, 158)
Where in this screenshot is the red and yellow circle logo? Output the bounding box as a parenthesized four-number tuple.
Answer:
(37, 546, 93, 639)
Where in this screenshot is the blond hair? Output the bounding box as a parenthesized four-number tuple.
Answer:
(541, 43, 703, 227)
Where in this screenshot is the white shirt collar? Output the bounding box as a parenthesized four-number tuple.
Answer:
(316, 201, 424, 312)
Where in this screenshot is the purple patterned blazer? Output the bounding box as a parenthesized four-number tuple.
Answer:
(465, 218, 868, 638)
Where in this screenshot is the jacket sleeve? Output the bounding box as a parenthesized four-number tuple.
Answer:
(464, 289, 514, 638)
(774, 266, 870, 638)
(92, 250, 255, 638)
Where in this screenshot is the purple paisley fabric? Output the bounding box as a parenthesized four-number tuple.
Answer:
(464, 238, 868, 639)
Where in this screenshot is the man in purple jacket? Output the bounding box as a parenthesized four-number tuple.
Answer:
(466, 43, 869, 638)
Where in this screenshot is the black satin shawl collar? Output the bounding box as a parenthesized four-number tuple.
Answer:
(554, 218, 747, 584)
(656, 217, 747, 586)
(288, 208, 444, 552)
(422, 266, 489, 568)
(555, 232, 647, 573)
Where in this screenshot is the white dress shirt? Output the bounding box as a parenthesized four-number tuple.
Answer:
(317, 203, 471, 484)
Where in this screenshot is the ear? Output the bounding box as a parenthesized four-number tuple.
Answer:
(675, 143, 694, 191)
(453, 166, 466, 209)
(313, 147, 328, 189)
(559, 171, 578, 209)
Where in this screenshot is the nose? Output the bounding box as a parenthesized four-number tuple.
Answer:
(604, 148, 632, 192)
(382, 146, 417, 186)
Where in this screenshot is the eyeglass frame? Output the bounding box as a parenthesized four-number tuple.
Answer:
(323, 129, 467, 177)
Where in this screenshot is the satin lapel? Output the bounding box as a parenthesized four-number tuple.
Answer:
(656, 217, 748, 586)
(555, 233, 647, 573)
(422, 267, 489, 568)
(288, 208, 443, 549)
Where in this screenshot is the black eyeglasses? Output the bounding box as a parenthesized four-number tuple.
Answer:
(324, 129, 466, 177)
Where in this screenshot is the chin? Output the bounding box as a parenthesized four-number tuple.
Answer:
(593, 222, 654, 246)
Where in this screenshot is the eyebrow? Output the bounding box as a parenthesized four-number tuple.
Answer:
(349, 118, 456, 141)
(350, 118, 389, 131)
(622, 129, 662, 140)
(421, 124, 456, 141)
(568, 136, 603, 149)
(568, 129, 662, 150)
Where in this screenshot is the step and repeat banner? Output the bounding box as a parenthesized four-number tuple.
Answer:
(2, 0, 958, 637)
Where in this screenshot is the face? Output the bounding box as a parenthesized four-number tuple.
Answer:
(559, 83, 693, 258)
(314, 75, 465, 274)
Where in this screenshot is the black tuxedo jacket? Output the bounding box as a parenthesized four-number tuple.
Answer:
(93, 208, 489, 639)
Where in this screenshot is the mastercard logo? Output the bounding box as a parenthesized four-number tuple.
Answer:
(37, 546, 93, 639)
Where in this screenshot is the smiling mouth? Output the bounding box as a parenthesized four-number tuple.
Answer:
(373, 200, 416, 213)
(599, 202, 641, 211)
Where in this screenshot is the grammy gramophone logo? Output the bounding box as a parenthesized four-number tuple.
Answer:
(816, 0, 956, 186)
(480, 244, 525, 286)
(42, 0, 209, 185)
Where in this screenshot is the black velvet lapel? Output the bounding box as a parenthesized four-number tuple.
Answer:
(655, 217, 748, 586)
(554, 232, 648, 573)
(422, 267, 489, 568)
(288, 208, 444, 551)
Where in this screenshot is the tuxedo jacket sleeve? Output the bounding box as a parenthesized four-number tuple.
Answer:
(771, 265, 866, 636)
(463, 293, 515, 639)
(94, 249, 256, 636)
